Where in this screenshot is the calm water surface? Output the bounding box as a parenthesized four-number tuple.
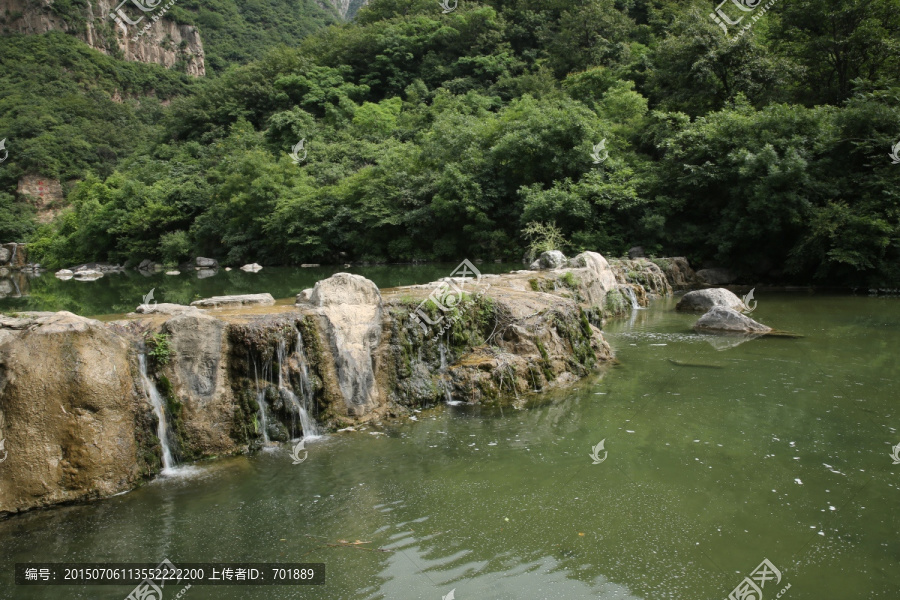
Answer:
(1, 294, 898, 599)
(0, 263, 521, 316)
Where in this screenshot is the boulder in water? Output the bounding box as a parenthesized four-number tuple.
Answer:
(676, 288, 744, 312)
(55, 269, 74, 280)
(195, 257, 218, 268)
(240, 263, 263, 272)
(693, 306, 772, 334)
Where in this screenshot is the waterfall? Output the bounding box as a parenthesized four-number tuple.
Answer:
(437, 340, 461, 405)
(9, 243, 17, 266)
(253, 360, 271, 444)
(138, 353, 175, 472)
(622, 286, 642, 311)
(276, 332, 320, 440)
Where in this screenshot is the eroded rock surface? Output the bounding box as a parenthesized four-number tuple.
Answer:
(693, 307, 772, 333)
(676, 288, 745, 312)
(0, 252, 690, 515)
(309, 273, 383, 417)
(191, 294, 275, 309)
(0, 312, 143, 514)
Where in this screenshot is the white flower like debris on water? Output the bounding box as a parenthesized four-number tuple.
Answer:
(890, 442, 900, 465)
(290, 439, 308, 464)
(442, 588, 456, 600)
(589, 439, 608, 464)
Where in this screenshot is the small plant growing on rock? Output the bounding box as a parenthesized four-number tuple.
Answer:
(145, 332, 173, 366)
(559, 271, 580, 288)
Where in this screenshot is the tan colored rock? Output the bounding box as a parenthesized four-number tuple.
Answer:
(0, 312, 142, 515)
(160, 312, 237, 456)
(309, 273, 383, 416)
(17, 175, 64, 223)
(190, 293, 275, 309)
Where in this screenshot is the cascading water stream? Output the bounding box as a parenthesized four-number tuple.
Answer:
(253, 360, 271, 444)
(9, 243, 17, 266)
(138, 352, 175, 472)
(438, 339, 459, 405)
(622, 286, 642, 311)
(276, 333, 320, 440)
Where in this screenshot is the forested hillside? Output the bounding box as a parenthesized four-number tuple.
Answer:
(5, 0, 900, 285)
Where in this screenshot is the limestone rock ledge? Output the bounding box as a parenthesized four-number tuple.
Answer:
(0, 252, 685, 515)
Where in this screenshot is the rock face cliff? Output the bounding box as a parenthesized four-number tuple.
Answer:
(0, 253, 690, 515)
(324, 0, 368, 19)
(0, 0, 205, 76)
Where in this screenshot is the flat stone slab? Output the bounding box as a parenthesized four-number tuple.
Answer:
(190, 293, 275, 309)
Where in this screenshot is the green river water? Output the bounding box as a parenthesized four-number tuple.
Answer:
(1, 279, 898, 599)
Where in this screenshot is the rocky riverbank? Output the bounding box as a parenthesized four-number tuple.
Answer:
(0, 252, 694, 516)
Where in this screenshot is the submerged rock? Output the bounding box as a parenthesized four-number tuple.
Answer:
(55, 269, 74, 280)
(190, 293, 275, 309)
(676, 288, 744, 312)
(693, 306, 772, 334)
